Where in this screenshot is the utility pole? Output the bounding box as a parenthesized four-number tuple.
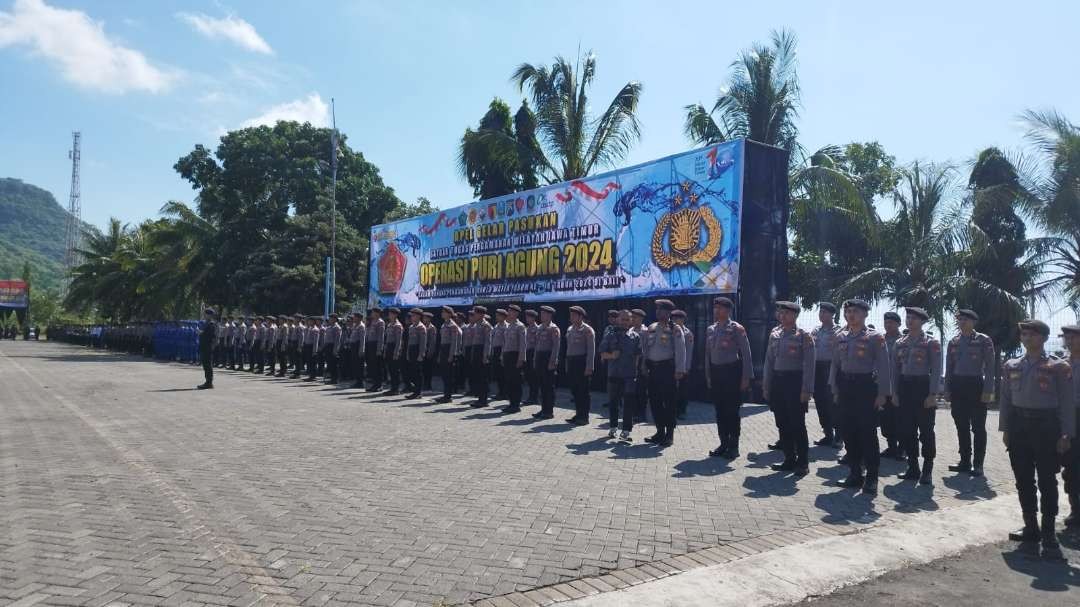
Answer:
(63, 131, 82, 275)
(325, 100, 338, 317)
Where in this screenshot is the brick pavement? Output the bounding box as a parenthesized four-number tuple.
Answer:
(0, 341, 1013, 606)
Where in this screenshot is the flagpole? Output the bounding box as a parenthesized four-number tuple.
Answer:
(327, 98, 338, 316)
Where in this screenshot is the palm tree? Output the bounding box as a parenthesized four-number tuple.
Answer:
(458, 99, 543, 199)
(65, 218, 138, 321)
(512, 51, 642, 182)
(1016, 109, 1080, 309)
(149, 201, 222, 307)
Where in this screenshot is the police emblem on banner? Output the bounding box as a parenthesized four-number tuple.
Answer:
(650, 194, 723, 270)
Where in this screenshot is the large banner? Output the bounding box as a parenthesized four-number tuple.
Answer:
(0, 279, 29, 309)
(370, 141, 744, 307)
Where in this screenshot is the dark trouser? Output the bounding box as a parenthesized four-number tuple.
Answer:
(352, 343, 364, 384)
(647, 359, 677, 436)
(365, 343, 382, 388)
(248, 344, 258, 371)
(813, 361, 837, 440)
(407, 345, 422, 392)
(257, 343, 267, 372)
(567, 355, 589, 420)
(316, 348, 325, 376)
(469, 345, 489, 403)
(502, 351, 522, 408)
(676, 374, 689, 417)
(326, 349, 338, 382)
(608, 377, 635, 432)
(455, 353, 467, 393)
(289, 342, 301, 375)
(711, 361, 744, 441)
(536, 351, 555, 415)
(950, 375, 988, 467)
(303, 344, 315, 378)
(1064, 417, 1080, 500)
(387, 353, 401, 391)
(770, 370, 808, 465)
(423, 355, 435, 391)
(267, 345, 277, 374)
(277, 343, 288, 374)
(440, 346, 455, 398)
(838, 372, 881, 480)
(201, 350, 213, 384)
(880, 396, 899, 449)
(898, 375, 936, 463)
(491, 347, 503, 397)
(525, 349, 537, 401)
(1008, 409, 1061, 517)
(226, 343, 234, 367)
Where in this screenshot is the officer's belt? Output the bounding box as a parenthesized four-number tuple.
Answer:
(1011, 407, 1057, 419)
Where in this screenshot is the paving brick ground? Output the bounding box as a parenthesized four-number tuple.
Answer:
(1, 341, 1014, 606)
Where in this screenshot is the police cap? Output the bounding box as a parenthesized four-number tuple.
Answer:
(410, 307, 423, 315)
(508, 304, 522, 312)
(524, 309, 538, 318)
(775, 301, 800, 312)
(387, 307, 401, 315)
(671, 309, 687, 319)
(471, 305, 487, 314)
(569, 305, 586, 316)
(495, 308, 508, 316)
(843, 299, 871, 311)
(818, 302, 837, 313)
(441, 305, 454, 314)
(607, 309, 619, 317)
(539, 305, 555, 314)
(1061, 325, 1080, 336)
(631, 308, 647, 317)
(956, 309, 979, 321)
(713, 297, 734, 309)
(883, 311, 901, 323)
(1018, 319, 1050, 337)
(654, 299, 675, 311)
(422, 311, 433, 319)
(904, 307, 929, 321)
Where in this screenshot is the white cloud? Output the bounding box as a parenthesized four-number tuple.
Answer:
(177, 12, 272, 55)
(241, 93, 329, 128)
(0, 0, 175, 94)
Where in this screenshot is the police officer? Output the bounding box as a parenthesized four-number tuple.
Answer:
(459, 311, 475, 396)
(222, 315, 235, 369)
(706, 297, 753, 459)
(303, 316, 321, 380)
(490, 309, 508, 400)
(946, 309, 996, 477)
(830, 299, 893, 495)
(880, 311, 903, 460)
(672, 309, 694, 420)
(264, 316, 277, 376)
(1060, 325, 1080, 527)
(323, 313, 342, 384)
(437, 306, 462, 403)
(383, 308, 404, 395)
(642, 299, 686, 447)
(405, 308, 428, 398)
(289, 314, 304, 378)
(469, 306, 492, 407)
(763, 301, 814, 475)
(197, 308, 217, 390)
(500, 305, 528, 414)
(349, 313, 367, 388)
(894, 307, 942, 484)
(1000, 320, 1074, 560)
(565, 306, 596, 425)
(524, 310, 540, 405)
(423, 311, 437, 392)
(600, 309, 641, 441)
(365, 308, 386, 392)
(811, 303, 842, 448)
(631, 308, 650, 423)
(532, 306, 560, 419)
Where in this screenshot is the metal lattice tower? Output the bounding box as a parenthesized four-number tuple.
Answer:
(64, 131, 82, 271)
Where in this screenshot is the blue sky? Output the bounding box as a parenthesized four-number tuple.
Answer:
(2, 0, 1079, 230)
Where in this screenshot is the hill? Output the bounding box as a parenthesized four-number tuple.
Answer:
(0, 177, 91, 292)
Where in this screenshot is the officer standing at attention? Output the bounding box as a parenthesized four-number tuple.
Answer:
(383, 308, 404, 395)
(880, 311, 903, 460)
(323, 313, 342, 384)
(263, 316, 277, 376)
(763, 301, 815, 475)
(1059, 325, 1080, 527)
(811, 303, 842, 449)
(460, 311, 475, 396)
(946, 309, 996, 477)
(423, 311, 437, 392)
(1000, 320, 1074, 560)
(490, 309, 508, 401)
(500, 305, 527, 414)
(532, 305, 560, 419)
(600, 309, 619, 410)
(405, 308, 428, 398)
(600, 309, 641, 441)
(706, 297, 753, 459)
(349, 313, 367, 387)
(565, 306, 597, 425)
(524, 310, 540, 405)
(221, 315, 234, 369)
(289, 314, 304, 378)
(893, 307, 942, 484)
(830, 299, 893, 495)
(303, 316, 321, 381)
(365, 308, 385, 392)
(437, 306, 462, 403)
(469, 306, 492, 407)
(642, 299, 686, 447)
(672, 310, 694, 420)
(197, 308, 217, 390)
(631, 309, 651, 423)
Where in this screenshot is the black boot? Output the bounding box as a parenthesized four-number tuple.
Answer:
(724, 435, 740, 459)
(1041, 514, 1064, 561)
(948, 457, 971, 473)
(1065, 495, 1080, 528)
(861, 476, 878, 496)
(900, 459, 921, 481)
(660, 427, 674, 447)
(919, 459, 934, 485)
(709, 434, 728, 457)
(1008, 512, 1040, 542)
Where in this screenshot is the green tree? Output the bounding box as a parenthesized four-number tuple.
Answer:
(512, 51, 642, 182)
(459, 99, 543, 199)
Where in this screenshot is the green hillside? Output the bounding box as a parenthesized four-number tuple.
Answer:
(0, 177, 90, 292)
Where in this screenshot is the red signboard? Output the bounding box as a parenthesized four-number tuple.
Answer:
(0, 279, 29, 309)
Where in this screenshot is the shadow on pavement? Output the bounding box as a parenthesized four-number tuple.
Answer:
(1000, 546, 1080, 592)
(742, 471, 800, 497)
(942, 474, 999, 501)
(814, 490, 881, 525)
(672, 456, 733, 478)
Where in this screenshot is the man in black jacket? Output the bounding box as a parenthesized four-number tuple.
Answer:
(198, 308, 218, 390)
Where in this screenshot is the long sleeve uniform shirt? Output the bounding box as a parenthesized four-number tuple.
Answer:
(473, 320, 492, 358)
(678, 325, 694, 369)
(425, 323, 437, 359)
(384, 320, 404, 359)
(895, 332, 943, 394)
(407, 323, 428, 361)
(764, 326, 815, 393)
(439, 321, 462, 362)
(706, 319, 754, 382)
(642, 321, 687, 374)
(998, 353, 1075, 437)
(534, 322, 561, 369)
(828, 326, 892, 398)
(366, 318, 385, 355)
(946, 332, 996, 396)
(565, 323, 597, 373)
(812, 324, 839, 362)
(501, 319, 528, 366)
